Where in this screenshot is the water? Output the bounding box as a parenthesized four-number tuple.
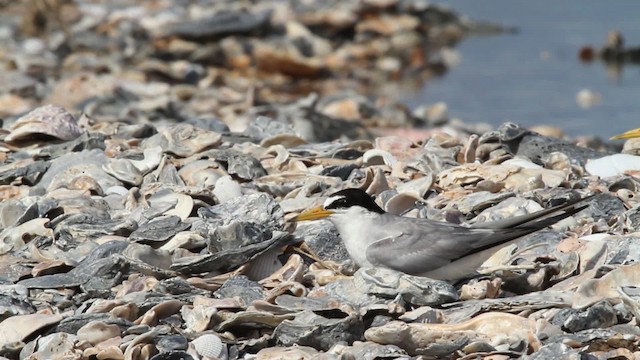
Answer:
(405, 0, 640, 137)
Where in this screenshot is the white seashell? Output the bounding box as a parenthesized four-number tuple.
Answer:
(501, 157, 543, 169)
(192, 333, 225, 358)
(578, 233, 613, 242)
(585, 154, 640, 178)
(130, 146, 163, 173)
(213, 175, 243, 203)
(147, 189, 194, 220)
(396, 176, 433, 198)
(385, 192, 419, 215)
(363, 149, 397, 167)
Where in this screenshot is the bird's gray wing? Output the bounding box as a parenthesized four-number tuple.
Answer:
(364, 217, 501, 275)
(365, 197, 592, 275)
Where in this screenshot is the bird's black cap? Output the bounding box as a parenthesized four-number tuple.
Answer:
(325, 188, 385, 214)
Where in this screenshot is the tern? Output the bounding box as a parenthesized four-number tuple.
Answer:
(292, 188, 592, 281)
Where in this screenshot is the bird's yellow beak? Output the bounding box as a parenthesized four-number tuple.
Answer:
(290, 207, 334, 221)
(611, 128, 640, 140)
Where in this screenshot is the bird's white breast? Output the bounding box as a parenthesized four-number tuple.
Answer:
(328, 207, 383, 268)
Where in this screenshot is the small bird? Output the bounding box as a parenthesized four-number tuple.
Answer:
(292, 188, 592, 281)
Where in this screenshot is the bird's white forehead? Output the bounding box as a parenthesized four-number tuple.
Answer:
(323, 195, 344, 208)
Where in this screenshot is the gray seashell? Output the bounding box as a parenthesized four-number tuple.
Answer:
(17, 241, 129, 289)
(147, 189, 194, 220)
(353, 267, 458, 306)
(243, 115, 297, 142)
(498, 122, 611, 166)
(293, 221, 351, 264)
(199, 192, 284, 236)
(171, 231, 292, 274)
(33, 131, 106, 159)
(206, 149, 267, 180)
(103, 158, 143, 185)
(522, 343, 582, 360)
(562, 300, 618, 333)
(185, 116, 230, 133)
(0, 159, 49, 186)
(273, 310, 364, 351)
(329, 341, 408, 359)
(143, 124, 222, 157)
(168, 9, 271, 40)
(214, 275, 265, 305)
(6, 104, 83, 142)
(149, 350, 194, 360)
(178, 159, 226, 187)
(156, 335, 189, 352)
(191, 333, 224, 358)
(38, 149, 120, 192)
(52, 214, 137, 242)
(0, 218, 51, 255)
(181, 305, 218, 333)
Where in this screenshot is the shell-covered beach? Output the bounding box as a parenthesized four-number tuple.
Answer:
(1, 1, 640, 359)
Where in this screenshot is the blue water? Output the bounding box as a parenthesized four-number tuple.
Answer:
(405, 1, 640, 137)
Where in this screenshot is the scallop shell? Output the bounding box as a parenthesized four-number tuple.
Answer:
(191, 333, 224, 358)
